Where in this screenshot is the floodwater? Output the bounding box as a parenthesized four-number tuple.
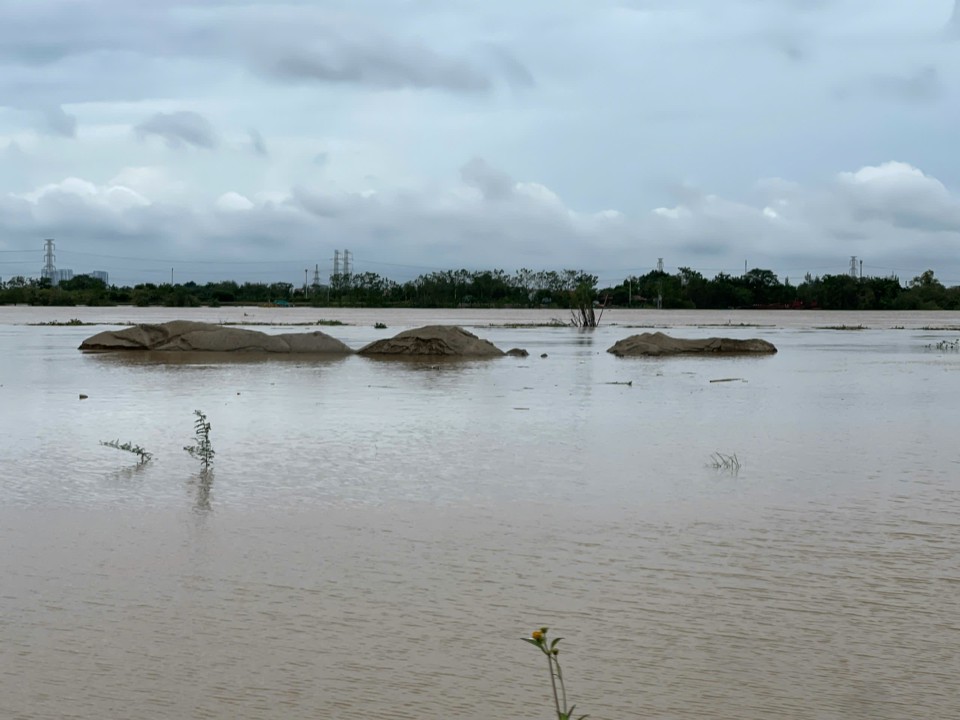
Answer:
(1, 306, 959, 719)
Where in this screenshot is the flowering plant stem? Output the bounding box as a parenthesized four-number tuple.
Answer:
(523, 627, 588, 720)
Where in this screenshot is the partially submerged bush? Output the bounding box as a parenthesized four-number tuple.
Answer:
(184, 410, 215, 471)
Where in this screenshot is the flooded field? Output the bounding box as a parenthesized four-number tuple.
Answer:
(1, 307, 959, 719)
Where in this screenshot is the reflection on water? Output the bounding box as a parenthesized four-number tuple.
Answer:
(86, 350, 353, 367)
(1, 308, 959, 719)
(191, 471, 215, 514)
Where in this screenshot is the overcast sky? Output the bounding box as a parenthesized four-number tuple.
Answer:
(2, 0, 959, 287)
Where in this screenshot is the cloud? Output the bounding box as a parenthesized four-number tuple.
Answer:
(0, 2, 536, 108)
(3, 140, 26, 160)
(215, 191, 255, 212)
(248, 128, 267, 156)
(41, 105, 77, 137)
(460, 157, 515, 201)
(869, 66, 941, 104)
(313, 152, 330, 167)
(259, 39, 492, 92)
(834, 66, 943, 105)
(134, 111, 218, 149)
(835, 162, 960, 232)
(6, 158, 960, 287)
(485, 46, 536, 89)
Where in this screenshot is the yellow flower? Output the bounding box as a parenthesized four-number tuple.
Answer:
(531, 630, 544, 642)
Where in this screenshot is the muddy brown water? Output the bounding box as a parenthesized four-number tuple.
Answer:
(1, 307, 959, 719)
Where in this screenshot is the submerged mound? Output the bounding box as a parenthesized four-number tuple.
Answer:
(359, 325, 505, 357)
(79, 320, 353, 354)
(608, 331, 777, 357)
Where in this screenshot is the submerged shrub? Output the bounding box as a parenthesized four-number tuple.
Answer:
(183, 409, 215, 471)
(100, 439, 152, 465)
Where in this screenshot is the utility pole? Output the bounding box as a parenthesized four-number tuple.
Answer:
(171, 268, 174, 285)
(859, 259, 863, 280)
(304, 268, 309, 296)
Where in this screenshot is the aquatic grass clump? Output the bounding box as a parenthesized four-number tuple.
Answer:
(183, 409, 215, 471)
(522, 627, 589, 720)
(710, 452, 741, 473)
(924, 338, 959, 351)
(31, 318, 91, 326)
(100, 439, 152, 464)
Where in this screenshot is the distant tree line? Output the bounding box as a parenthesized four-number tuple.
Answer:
(2, 266, 959, 310)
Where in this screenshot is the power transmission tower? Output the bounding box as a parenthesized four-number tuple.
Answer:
(312, 264, 320, 287)
(343, 250, 352, 276)
(333, 250, 340, 277)
(42, 238, 56, 283)
(656, 257, 664, 273)
(849, 256, 858, 279)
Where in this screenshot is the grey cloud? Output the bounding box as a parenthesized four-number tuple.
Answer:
(3, 140, 26, 159)
(664, 182, 707, 207)
(261, 40, 491, 92)
(485, 46, 536, 89)
(313, 152, 329, 167)
(134, 111, 218, 149)
(291, 187, 373, 219)
(249, 128, 267, 156)
(0, 1, 168, 64)
(870, 66, 941, 104)
(42, 105, 77, 137)
(834, 66, 942, 104)
(460, 158, 515, 201)
(0, 1, 526, 108)
(772, 35, 806, 62)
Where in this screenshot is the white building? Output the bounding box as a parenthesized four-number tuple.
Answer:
(52, 269, 74, 286)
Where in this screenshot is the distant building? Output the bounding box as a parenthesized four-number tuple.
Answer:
(90, 270, 109, 285)
(52, 269, 74, 286)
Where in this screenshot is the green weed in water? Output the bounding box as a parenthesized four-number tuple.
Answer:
(183, 409, 215, 471)
(100, 439, 153, 464)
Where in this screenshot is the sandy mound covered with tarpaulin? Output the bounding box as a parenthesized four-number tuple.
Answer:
(359, 325, 505, 357)
(79, 320, 354, 354)
(607, 331, 777, 357)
